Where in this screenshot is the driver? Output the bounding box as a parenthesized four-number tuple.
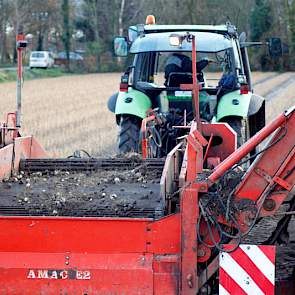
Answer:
(164, 53, 209, 86)
(164, 53, 192, 82)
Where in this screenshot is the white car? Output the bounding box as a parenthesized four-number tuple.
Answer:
(29, 51, 55, 69)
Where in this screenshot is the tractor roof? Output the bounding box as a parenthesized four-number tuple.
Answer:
(130, 31, 233, 54)
(142, 24, 232, 34)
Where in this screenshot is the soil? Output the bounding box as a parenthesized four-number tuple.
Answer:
(0, 164, 164, 218)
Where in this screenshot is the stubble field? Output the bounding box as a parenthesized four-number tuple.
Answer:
(0, 71, 294, 157)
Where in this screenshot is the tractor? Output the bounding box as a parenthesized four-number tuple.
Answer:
(108, 16, 280, 156)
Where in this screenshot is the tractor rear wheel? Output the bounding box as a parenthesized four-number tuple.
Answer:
(118, 115, 140, 153)
(223, 117, 248, 147)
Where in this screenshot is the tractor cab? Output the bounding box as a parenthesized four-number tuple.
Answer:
(129, 30, 241, 121)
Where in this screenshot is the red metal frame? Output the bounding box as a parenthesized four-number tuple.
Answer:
(180, 122, 206, 293)
(206, 108, 295, 237)
(0, 215, 180, 294)
(208, 111, 287, 184)
(0, 136, 47, 179)
(0, 107, 294, 293)
(202, 122, 237, 162)
(1, 112, 18, 146)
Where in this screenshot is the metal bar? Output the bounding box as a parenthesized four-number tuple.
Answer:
(140, 114, 156, 159)
(198, 255, 219, 289)
(172, 126, 191, 129)
(204, 133, 213, 162)
(191, 36, 200, 128)
(16, 47, 22, 128)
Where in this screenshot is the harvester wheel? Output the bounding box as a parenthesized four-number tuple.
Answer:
(118, 115, 140, 153)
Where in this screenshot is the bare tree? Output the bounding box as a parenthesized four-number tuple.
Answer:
(0, 0, 12, 63)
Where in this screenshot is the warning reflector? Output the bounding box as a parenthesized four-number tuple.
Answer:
(219, 244, 275, 295)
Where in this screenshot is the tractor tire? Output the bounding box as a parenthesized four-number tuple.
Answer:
(118, 116, 140, 153)
(223, 117, 247, 147)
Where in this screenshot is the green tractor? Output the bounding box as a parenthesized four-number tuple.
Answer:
(108, 17, 281, 156)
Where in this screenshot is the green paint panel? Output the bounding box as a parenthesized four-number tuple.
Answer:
(115, 88, 152, 119)
(216, 90, 252, 121)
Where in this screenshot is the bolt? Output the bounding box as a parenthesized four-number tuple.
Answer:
(200, 286, 211, 295)
(263, 199, 276, 211)
(187, 273, 193, 288)
(65, 256, 70, 260)
(197, 249, 205, 257)
(65, 261, 69, 265)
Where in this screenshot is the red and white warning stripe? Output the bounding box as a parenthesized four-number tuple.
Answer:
(219, 244, 275, 295)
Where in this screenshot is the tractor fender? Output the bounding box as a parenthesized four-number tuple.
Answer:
(248, 93, 265, 116)
(107, 92, 118, 113)
(216, 90, 265, 121)
(115, 88, 152, 119)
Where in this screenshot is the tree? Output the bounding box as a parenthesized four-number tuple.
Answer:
(0, 0, 11, 63)
(250, 0, 273, 41)
(286, 0, 295, 52)
(78, 0, 101, 70)
(62, 0, 71, 70)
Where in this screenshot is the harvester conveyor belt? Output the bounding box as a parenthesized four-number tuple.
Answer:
(20, 158, 165, 172)
(0, 157, 165, 219)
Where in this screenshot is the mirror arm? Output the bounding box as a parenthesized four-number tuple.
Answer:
(240, 41, 266, 48)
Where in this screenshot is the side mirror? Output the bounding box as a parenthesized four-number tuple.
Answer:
(268, 38, 282, 57)
(113, 37, 128, 57)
